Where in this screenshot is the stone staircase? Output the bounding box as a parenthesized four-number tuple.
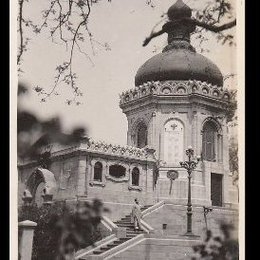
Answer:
(79, 204, 152, 259)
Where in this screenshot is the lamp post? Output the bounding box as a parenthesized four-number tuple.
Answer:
(180, 146, 200, 236)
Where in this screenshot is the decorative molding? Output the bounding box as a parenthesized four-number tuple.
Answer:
(201, 116, 223, 133)
(86, 139, 156, 161)
(105, 174, 128, 183)
(119, 80, 230, 107)
(19, 140, 157, 169)
(105, 161, 129, 183)
(128, 185, 142, 191)
(89, 181, 105, 187)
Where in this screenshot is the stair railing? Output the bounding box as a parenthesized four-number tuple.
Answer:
(141, 200, 165, 218)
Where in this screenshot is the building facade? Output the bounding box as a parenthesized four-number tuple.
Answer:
(18, 2, 238, 258)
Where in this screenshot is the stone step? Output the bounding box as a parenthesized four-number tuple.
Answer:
(117, 221, 131, 224)
(111, 240, 125, 246)
(126, 231, 144, 235)
(92, 250, 103, 255)
(120, 237, 130, 241)
(90, 206, 151, 256)
(116, 224, 135, 228)
(126, 234, 137, 238)
(119, 217, 131, 221)
(115, 220, 131, 224)
(126, 227, 143, 231)
(99, 243, 118, 251)
(126, 230, 137, 234)
(92, 238, 130, 255)
(118, 220, 131, 223)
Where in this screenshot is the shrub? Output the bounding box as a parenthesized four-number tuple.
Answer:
(18, 199, 108, 259)
(191, 223, 239, 260)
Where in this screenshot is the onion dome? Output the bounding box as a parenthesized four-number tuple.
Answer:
(135, 0, 223, 87)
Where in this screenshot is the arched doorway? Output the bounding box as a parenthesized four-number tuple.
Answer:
(26, 167, 57, 206)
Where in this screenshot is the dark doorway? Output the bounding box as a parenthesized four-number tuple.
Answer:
(211, 173, 223, 206)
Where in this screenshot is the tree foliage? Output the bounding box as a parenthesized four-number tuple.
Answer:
(17, 83, 87, 159)
(191, 223, 239, 260)
(226, 89, 237, 123)
(17, 0, 112, 104)
(18, 199, 109, 259)
(229, 137, 239, 194)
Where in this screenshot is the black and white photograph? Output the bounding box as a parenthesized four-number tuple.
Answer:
(11, 0, 244, 259)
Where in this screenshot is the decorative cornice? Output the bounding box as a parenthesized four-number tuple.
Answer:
(18, 140, 157, 168)
(119, 80, 231, 107)
(85, 139, 157, 161)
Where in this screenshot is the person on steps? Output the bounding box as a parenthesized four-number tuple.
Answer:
(131, 198, 142, 231)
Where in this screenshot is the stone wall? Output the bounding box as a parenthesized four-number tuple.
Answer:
(107, 237, 199, 260)
(143, 204, 238, 238)
(103, 203, 238, 260)
(18, 154, 82, 205)
(86, 159, 156, 217)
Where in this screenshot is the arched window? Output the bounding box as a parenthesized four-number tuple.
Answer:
(131, 167, 140, 186)
(136, 123, 148, 148)
(164, 119, 184, 164)
(202, 121, 218, 161)
(94, 162, 103, 181)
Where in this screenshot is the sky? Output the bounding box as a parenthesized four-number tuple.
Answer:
(19, 0, 237, 145)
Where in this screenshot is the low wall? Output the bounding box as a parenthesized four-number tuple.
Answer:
(106, 237, 200, 260)
(143, 203, 238, 238)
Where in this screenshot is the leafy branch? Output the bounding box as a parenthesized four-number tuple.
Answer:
(17, 0, 112, 104)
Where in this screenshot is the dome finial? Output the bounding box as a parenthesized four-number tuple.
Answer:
(135, 0, 223, 87)
(167, 0, 192, 20)
(162, 0, 195, 51)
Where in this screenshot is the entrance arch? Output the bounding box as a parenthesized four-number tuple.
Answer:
(26, 167, 57, 205)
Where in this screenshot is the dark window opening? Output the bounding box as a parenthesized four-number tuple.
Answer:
(94, 162, 102, 181)
(202, 122, 217, 161)
(211, 173, 223, 207)
(109, 165, 126, 178)
(131, 167, 140, 186)
(136, 123, 148, 148)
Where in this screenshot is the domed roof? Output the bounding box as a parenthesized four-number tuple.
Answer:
(135, 48, 223, 86)
(135, 0, 223, 87)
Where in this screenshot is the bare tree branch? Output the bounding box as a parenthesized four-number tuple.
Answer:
(192, 18, 236, 33)
(143, 18, 236, 47)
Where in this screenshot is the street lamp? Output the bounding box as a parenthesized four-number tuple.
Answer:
(180, 146, 200, 236)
